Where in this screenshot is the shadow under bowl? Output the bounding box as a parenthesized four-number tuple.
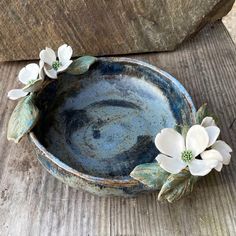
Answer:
(29, 57, 196, 196)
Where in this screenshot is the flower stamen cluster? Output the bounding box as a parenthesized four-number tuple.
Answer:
(155, 117, 232, 176)
(181, 150, 193, 163)
(7, 44, 73, 100)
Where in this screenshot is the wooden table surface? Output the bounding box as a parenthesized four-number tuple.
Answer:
(0, 21, 236, 236)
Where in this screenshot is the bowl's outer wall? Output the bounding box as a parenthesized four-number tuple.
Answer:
(31, 138, 156, 197)
(29, 57, 196, 197)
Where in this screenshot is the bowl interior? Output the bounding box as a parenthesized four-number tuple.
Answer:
(34, 58, 195, 178)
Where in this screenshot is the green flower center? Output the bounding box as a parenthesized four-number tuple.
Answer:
(181, 150, 193, 163)
(52, 60, 62, 71)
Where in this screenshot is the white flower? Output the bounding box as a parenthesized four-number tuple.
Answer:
(200, 117, 232, 171)
(8, 62, 44, 100)
(39, 44, 73, 79)
(155, 125, 218, 176)
(200, 117, 220, 148)
(201, 116, 216, 127)
(8, 89, 29, 100)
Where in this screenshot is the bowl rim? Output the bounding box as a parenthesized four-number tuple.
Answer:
(29, 57, 196, 188)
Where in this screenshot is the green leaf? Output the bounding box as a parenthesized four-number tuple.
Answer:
(196, 103, 219, 125)
(7, 94, 39, 143)
(181, 125, 189, 138)
(66, 56, 97, 75)
(22, 79, 44, 93)
(158, 169, 199, 203)
(130, 162, 170, 189)
(174, 124, 182, 133)
(196, 103, 208, 124)
(174, 124, 189, 139)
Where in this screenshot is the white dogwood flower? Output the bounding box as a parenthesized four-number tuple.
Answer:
(201, 116, 216, 127)
(155, 125, 218, 176)
(8, 62, 44, 100)
(39, 44, 73, 79)
(200, 117, 232, 171)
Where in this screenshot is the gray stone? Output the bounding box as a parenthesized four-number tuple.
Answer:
(0, 0, 234, 61)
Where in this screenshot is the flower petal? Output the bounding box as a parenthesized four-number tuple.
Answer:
(156, 154, 186, 174)
(212, 140, 232, 165)
(57, 60, 73, 72)
(155, 128, 185, 159)
(205, 126, 220, 147)
(212, 140, 232, 153)
(188, 159, 218, 176)
(186, 125, 209, 157)
(18, 63, 39, 84)
(58, 44, 73, 65)
(44, 67, 57, 79)
(39, 47, 56, 66)
(7, 89, 28, 100)
(201, 116, 216, 127)
(39, 60, 45, 80)
(201, 149, 223, 162)
(215, 162, 223, 172)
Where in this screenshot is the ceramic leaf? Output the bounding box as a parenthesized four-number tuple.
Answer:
(158, 169, 199, 203)
(196, 103, 208, 124)
(130, 162, 170, 189)
(66, 56, 97, 75)
(22, 79, 44, 93)
(7, 94, 39, 143)
(174, 124, 189, 138)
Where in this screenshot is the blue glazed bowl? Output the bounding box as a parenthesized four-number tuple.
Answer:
(29, 57, 196, 196)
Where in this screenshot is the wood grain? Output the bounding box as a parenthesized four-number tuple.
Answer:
(0, 0, 234, 62)
(0, 21, 236, 236)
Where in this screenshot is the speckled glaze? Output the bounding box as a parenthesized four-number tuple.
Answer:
(29, 57, 196, 196)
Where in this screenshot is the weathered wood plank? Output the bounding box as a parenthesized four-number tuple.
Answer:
(0, 21, 236, 236)
(0, 0, 234, 62)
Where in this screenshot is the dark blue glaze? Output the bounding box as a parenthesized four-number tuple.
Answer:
(30, 57, 196, 196)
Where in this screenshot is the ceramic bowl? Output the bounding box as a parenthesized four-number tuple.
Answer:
(29, 57, 196, 196)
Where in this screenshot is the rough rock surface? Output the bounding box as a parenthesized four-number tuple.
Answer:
(0, 0, 234, 61)
(223, 3, 236, 43)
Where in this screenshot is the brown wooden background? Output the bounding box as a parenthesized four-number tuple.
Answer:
(0, 22, 236, 235)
